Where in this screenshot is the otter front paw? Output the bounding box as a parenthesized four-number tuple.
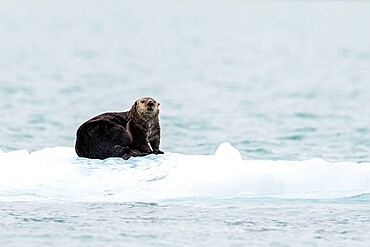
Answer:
(153, 150, 164, 155)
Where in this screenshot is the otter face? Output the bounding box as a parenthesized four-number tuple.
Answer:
(134, 97, 160, 116)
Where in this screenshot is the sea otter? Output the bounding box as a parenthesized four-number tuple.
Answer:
(75, 97, 164, 160)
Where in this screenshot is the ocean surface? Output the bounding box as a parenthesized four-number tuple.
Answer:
(1, 0, 370, 246)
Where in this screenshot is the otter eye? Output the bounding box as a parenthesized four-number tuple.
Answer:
(141, 100, 145, 103)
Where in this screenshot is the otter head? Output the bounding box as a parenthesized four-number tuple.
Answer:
(131, 97, 160, 119)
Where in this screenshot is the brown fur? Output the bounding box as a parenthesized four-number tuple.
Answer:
(75, 97, 164, 160)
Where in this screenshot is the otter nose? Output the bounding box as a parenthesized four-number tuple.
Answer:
(148, 100, 154, 107)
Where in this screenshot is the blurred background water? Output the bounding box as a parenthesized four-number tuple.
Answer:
(1, 0, 370, 161)
(1, 0, 370, 246)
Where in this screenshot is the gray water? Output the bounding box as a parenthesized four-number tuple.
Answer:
(1, 0, 370, 246)
(2, 200, 370, 247)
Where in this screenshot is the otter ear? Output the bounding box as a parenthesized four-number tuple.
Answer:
(158, 102, 160, 106)
(131, 101, 137, 111)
